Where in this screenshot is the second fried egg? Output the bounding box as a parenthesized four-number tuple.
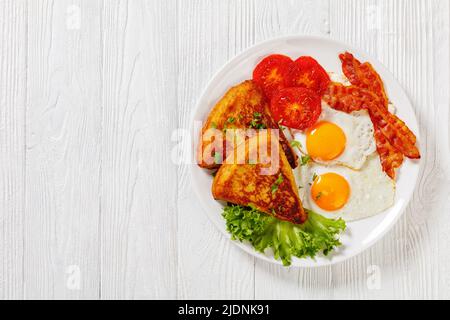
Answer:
(297, 154, 395, 221)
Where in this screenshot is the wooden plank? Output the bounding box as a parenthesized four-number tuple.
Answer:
(0, 0, 446, 300)
(177, 0, 258, 299)
(0, 0, 27, 300)
(99, 0, 178, 299)
(430, 0, 450, 299)
(24, 0, 102, 299)
(328, 0, 448, 299)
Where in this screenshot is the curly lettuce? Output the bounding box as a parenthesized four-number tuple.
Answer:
(222, 205, 346, 266)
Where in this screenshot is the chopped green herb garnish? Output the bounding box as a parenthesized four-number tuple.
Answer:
(248, 111, 267, 129)
(312, 173, 318, 182)
(271, 173, 284, 194)
(315, 192, 323, 200)
(290, 140, 302, 149)
(227, 117, 235, 123)
(289, 141, 311, 166)
(211, 122, 217, 129)
(250, 119, 266, 129)
(300, 155, 311, 166)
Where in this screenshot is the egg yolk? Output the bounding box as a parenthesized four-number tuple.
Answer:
(310, 173, 350, 211)
(306, 121, 346, 161)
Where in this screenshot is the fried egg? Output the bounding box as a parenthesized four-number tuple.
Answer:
(292, 103, 376, 170)
(296, 154, 395, 221)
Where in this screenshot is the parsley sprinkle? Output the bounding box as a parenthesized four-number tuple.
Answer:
(290, 140, 302, 149)
(271, 174, 284, 194)
(312, 173, 318, 182)
(211, 122, 217, 129)
(249, 119, 266, 129)
(300, 155, 311, 166)
(315, 192, 323, 200)
(227, 117, 235, 123)
(248, 111, 267, 129)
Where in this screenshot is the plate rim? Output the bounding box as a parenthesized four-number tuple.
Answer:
(188, 34, 421, 268)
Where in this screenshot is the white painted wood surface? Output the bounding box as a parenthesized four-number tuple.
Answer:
(0, 0, 449, 299)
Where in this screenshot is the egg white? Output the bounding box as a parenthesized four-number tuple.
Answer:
(296, 154, 395, 221)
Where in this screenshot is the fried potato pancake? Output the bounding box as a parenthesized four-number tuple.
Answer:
(197, 80, 298, 169)
(212, 134, 307, 224)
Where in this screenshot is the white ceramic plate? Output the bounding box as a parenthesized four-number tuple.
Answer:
(190, 35, 420, 267)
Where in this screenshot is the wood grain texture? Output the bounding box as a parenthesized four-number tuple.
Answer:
(25, 0, 102, 299)
(0, 0, 26, 300)
(99, 0, 177, 299)
(177, 0, 256, 299)
(0, 0, 448, 299)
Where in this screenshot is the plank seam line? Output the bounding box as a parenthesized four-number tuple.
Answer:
(98, 0, 105, 300)
(22, 0, 28, 299)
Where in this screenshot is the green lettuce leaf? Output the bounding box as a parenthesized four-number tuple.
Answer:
(222, 205, 346, 266)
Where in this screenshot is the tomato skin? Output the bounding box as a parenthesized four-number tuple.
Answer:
(285, 56, 331, 95)
(270, 87, 322, 130)
(252, 54, 293, 99)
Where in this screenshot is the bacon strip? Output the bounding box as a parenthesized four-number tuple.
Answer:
(367, 102, 420, 159)
(338, 52, 408, 176)
(323, 82, 373, 113)
(323, 83, 420, 159)
(325, 53, 421, 178)
(339, 52, 389, 108)
(373, 124, 404, 179)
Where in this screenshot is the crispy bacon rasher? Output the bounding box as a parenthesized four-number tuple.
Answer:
(367, 101, 420, 158)
(323, 82, 420, 165)
(373, 124, 404, 179)
(323, 52, 420, 179)
(338, 52, 406, 178)
(323, 82, 375, 113)
(339, 52, 389, 108)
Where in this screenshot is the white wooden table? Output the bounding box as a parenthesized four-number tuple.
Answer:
(1, 0, 449, 300)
